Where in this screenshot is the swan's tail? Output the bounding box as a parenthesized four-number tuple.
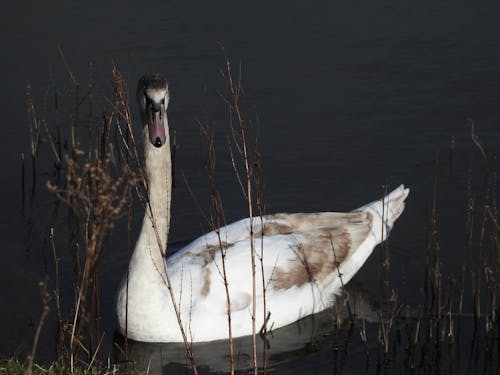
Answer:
(329, 185, 409, 291)
(355, 184, 410, 244)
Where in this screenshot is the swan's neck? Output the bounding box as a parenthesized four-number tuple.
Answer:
(130, 124, 172, 279)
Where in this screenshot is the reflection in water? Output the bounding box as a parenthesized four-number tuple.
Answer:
(113, 283, 377, 374)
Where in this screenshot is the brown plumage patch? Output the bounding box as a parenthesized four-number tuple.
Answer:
(191, 241, 230, 297)
(271, 212, 372, 290)
(257, 211, 370, 237)
(200, 267, 211, 297)
(187, 241, 230, 267)
(256, 220, 293, 237)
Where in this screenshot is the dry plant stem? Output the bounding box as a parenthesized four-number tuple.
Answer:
(468, 120, 497, 332)
(254, 148, 269, 375)
(224, 58, 258, 374)
(26, 281, 50, 375)
(476, 194, 489, 322)
(25, 84, 41, 204)
(87, 333, 105, 371)
(87, 63, 95, 160)
(378, 184, 391, 357)
(50, 227, 64, 356)
(469, 119, 488, 162)
(70, 260, 87, 371)
(487, 198, 499, 230)
(332, 237, 354, 325)
(465, 163, 476, 322)
(147, 212, 199, 375)
(201, 123, 235, 375)
(110, 67, 149, 197)
(484, 176, 498, 332)
(431, 161, 443, 322)
(57, 46, 80, 155)
(21, 152, 25, 211)
(90, 266, 101, 356)
(427, 153, 446, 366)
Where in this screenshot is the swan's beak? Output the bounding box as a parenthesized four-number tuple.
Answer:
(147, 103, 167, 148)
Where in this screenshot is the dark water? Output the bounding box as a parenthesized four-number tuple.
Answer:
(2, 0, 500, 373)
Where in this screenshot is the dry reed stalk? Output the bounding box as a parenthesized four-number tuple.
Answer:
(26, 280, 50, 375)
(377, 183, 391, 361)
(200, 122, 235, 375)
(331, 236, 354, 327)
(429, 151, 444, 352)
(252, 134, 270, 375)
(21, 152, 26, 211)
(57, 46, 79, 155)
(195, 54, 267, 373)
(25, 84, 41, 206)
(49, 227, 65, 359)
(221, 56, 262, 374)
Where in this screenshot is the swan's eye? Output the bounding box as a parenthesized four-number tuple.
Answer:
(160, 98, 165, 105)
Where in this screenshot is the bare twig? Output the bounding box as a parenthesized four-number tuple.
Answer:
(26, 281, 51, 375)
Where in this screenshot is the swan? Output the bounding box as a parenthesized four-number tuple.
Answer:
(116, 73, 410, 343)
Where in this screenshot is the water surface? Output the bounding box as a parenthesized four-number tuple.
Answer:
(1, 0, 500, 373)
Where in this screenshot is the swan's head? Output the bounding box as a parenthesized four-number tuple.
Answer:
(137, 74, 169, 148)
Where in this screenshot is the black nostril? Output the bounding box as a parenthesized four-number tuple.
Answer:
(154, 137, 163, 148)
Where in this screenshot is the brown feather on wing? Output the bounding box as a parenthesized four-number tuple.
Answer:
(271, 212, 373, 290)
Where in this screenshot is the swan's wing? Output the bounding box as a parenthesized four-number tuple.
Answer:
(173, 184, 409, 262)
(173, 211, 373, 307)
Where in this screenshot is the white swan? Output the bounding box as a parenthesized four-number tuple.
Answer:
(116, 73, 410, 343)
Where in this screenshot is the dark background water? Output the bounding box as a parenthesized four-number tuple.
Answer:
(1, 0, 500, 373)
